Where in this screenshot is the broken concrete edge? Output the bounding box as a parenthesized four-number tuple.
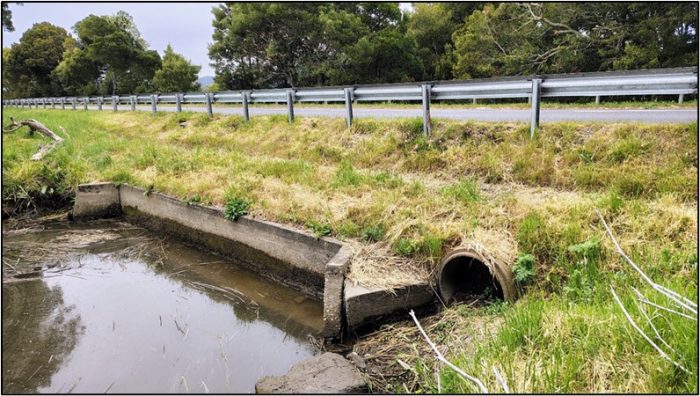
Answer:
(344, 279, 437, 333)
(72, 182, 353, 338)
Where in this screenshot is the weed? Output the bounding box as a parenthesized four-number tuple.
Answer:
(187, 194, 202, 204)
(333, 161, 362, 187)
(224, 197, 250, 220)
(441, 178, 481, 203)
(307, 220, 332, 237)
(394, 237, 417, 256)
(513, 253, 536, 286)
(361, 225, 385, 242)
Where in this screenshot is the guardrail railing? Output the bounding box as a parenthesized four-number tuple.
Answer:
(3, 67, 697, 137)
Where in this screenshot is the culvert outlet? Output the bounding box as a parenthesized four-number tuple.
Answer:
(437, 247, 516, 304)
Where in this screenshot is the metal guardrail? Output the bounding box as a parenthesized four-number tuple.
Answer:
(3, 67, 697, 137)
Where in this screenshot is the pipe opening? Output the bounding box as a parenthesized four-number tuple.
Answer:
(438, 255, 504, 305)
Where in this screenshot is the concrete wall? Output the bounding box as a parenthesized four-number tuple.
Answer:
(73, 183, 350, 338)
(72, 183, 440, 339)
(72, 182, 121, 220)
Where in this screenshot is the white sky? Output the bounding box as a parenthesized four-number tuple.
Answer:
(2, 2, 414, 78)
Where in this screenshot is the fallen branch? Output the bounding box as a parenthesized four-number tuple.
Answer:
(408, 310, 488, 393)
(492, 365, 510, 393)
(610, 286, 689, 374)
(3, 117, 64, 161)
(630, 288, 679, 356)
(596, 209, 697, 316)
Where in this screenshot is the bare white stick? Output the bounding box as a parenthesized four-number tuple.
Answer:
(597, 209, 697, 315)
(632, 286, 696, 321)
(492, 366, 510, 393)
(610, 286, 689, 374)
(630, 288, 679, 356)
(656, 284, 697, 310)
(409, 310, 488, 393)
(637, 296, 697, 321)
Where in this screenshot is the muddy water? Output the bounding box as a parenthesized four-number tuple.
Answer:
(2, 219, 322, 393)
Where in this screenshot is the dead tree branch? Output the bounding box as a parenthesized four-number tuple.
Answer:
(3, 117, 64, 161)
(596, 209, 697, 316)
(409, 310, 488, 393)
(610, 286, 690, 374)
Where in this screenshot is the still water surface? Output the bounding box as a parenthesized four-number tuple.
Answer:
(2, 219, 321, 393)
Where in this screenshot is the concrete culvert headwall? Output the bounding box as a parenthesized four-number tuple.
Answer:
(437, 247, 517, 304)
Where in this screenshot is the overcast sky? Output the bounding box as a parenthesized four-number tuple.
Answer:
(2, 2, 414, 79)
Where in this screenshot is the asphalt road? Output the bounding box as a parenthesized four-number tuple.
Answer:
(40, 104, 699, 123)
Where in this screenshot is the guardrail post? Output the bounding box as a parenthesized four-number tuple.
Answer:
(421, 84, 432, 136)
(344, 88, 354, 128)
(71, 98, 76, 110)
(175, 93, 182, 113)
(97, 97, 103, 111)
(472, 98, 477, 105)
(60, 98, 65, 110)
(130, 95, 136, 111)
(50, 98, 55, 109)
(42, 98, 46, 109)
(242, 91, 250, 121)
(595, 95, 600, 104)
(205, 93, 213, 117)
(83, 97, 88, 110)
(286, 90, 295, 123)
(151, 95, 157, 113)
(530, 78, 542, 138)
(678, 94, 684, 104)
(112, 96, 118, 111)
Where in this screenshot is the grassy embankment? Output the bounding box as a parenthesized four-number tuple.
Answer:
(2, 108, 697, 392)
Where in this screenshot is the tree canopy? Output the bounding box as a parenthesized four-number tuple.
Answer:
(209, 2, 697, 89)
(208, 3, 425, 89)
(451, 3, 699, 78)
(5, 22, 70, 97)
(152, 44, 201, 93)
(54, 11, 161, 95)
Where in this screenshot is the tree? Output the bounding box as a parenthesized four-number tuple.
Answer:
(5, 22, 70, 97)
(209, 3, 326, 89)
(209, 2, 424, 89)
(152, 44, 201, 93)
(2, 3, 15, 32)
(407, 3, 458, 81)
(451, 3, 698, 79)
(54, 11, 161, 95)
(321, 3, 423, 84)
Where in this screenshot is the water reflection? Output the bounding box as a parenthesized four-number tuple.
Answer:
(2, 220, 321, 393)
(2, 280, 83, 393)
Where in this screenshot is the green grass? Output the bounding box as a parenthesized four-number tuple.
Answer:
(2, 108, 697, 393)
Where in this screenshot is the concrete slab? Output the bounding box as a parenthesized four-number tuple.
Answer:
(344, 280, 436, 332)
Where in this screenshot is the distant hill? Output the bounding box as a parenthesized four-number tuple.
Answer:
(198, 76, 215, 90)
